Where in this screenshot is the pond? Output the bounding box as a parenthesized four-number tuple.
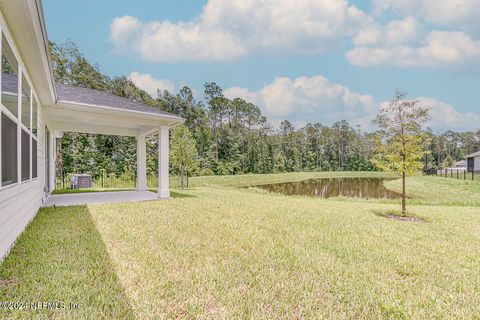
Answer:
(255, 178, 401, 199)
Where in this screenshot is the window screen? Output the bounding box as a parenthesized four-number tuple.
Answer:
(21, 74, 30, 128)
(1, 113, 17, 186)
(21, 129, 30, 181)
(1, 34, 18, 117)
(32, 139, 37, 178)
(32, 97, 38, 136)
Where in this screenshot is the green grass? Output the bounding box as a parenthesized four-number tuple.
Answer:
(0, 206, 134, 319)
(1, 173, 480, 318)
(385, 175, 480, 207)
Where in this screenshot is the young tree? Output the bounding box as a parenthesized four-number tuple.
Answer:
(441, 154, 455, 169)
(171, 125, 198, 189)
(372, 92, 431, 215)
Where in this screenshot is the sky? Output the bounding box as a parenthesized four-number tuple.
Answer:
(43, 0, 480, 132)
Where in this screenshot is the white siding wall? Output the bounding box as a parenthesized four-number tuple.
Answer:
(475, 156, 480, 171)
(0, 10, 49, 260)
(0, 112, 47, 260)
(49, 132, 56, 193)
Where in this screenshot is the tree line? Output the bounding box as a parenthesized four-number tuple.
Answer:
(51, 41, 480, 181)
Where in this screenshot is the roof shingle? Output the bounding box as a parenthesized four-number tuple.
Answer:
(56, 84, 180, 118)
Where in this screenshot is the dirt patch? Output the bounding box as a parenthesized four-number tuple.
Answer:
(0, 278, 19, 287)
(372, 209, 426, 222)
(384, 215, 420, 222)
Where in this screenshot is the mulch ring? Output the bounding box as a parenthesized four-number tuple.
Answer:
(384, 215, 421, 222)
(372, 209, 426, 222)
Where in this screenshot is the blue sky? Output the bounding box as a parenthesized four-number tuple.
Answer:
(44, 0, 480, 132)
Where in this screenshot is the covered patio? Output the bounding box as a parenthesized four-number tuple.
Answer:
(43, 190, 158, 207)
(43, 84, 184, 199)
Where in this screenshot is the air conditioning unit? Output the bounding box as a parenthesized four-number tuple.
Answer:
(70, 174, 92, 189)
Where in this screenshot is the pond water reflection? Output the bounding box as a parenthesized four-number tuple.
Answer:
(256, 178, 401, 199)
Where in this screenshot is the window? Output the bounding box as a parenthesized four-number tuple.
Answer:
(0, 30, 39, 187)
(1, 33, 18, 117)
(21, 74, 30, 128)
(21, 130, 30, 181)
(32, 139, 37, 178)
(1, 113, 17, 186)
(32, 97, 37, 136)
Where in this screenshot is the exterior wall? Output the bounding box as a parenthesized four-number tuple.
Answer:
(48, 131, 56, 194)
(0, 9, 49, 260)
(475, 156, 480, 171)
(0, 113, 46, 260)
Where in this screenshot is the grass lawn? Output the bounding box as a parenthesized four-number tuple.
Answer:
(385, 175, 480, 207)
(1, 172, 480, 318)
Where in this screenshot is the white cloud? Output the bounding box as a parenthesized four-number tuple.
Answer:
(225, 74, 479, 131)
(110, 16, 142, 50)
(354, 17, 420, 47)
(347, 23, 480, 67)
(225, 74, 376, 128)
(374, 97, 480, 132)
(110, 0, 369, 62)
(372, 0, 480, 31)
(128, 72, 176, 96)
(418, 97, 480, 131)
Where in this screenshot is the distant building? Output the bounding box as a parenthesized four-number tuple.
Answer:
(465, 151, 480, 172)
(453, 160, 467, 169)
(436, 159, 467, 175)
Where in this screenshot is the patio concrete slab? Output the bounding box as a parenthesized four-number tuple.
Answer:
(43, 191, 159, 207)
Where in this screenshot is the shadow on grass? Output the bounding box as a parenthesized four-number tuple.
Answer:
(170, 190, 196, 198)
(145, 188, 196, 198)
(0, 206, 135, 319)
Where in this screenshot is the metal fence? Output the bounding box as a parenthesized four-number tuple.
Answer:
(424, 169, 480, 181)
(56, 172, 183, 190)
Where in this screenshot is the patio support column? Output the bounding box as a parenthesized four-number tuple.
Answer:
(136, 133, 147, 191)
(158, 125, 170, 198)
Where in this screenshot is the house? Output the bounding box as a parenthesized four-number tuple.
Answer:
(453, 160, 467, 169)
(465, 151, 480, 172)
(0, 0, 184, 260)
(436, 159, 467, 175)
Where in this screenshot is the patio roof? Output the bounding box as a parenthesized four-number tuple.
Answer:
(43, 85, 184, 137)
(2, 72, 184, 136)
(56, 84, 177, 118)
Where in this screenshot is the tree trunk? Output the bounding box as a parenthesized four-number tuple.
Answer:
(180, 167, 184, 189)
(402, 170, 407, 216)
